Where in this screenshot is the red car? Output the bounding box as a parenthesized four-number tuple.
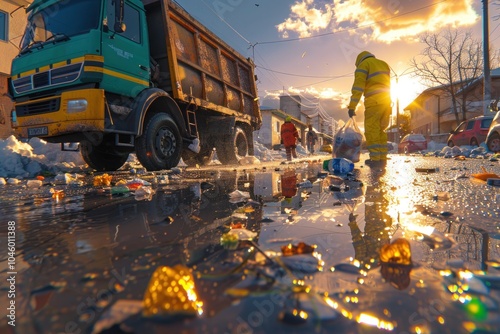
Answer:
(447, 115, 493, 147)
(398, 134, 427, 153)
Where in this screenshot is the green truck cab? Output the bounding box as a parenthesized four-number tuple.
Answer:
(9, 0, 261, 171)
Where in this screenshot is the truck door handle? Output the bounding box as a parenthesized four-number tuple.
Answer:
(139, 65, 148, 71)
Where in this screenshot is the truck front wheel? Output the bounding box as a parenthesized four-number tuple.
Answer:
(216, 126, 249, 164)
(136, 113, 182, 171)
(80, 140, 129, 171)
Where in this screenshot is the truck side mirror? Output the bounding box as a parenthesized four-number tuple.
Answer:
(114, 0, 126, 33)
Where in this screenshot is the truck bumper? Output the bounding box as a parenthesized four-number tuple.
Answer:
(13, 89, 105, 139)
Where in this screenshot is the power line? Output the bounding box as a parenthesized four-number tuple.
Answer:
(198, 0, 252, 45)
(256, 65, 352, 79)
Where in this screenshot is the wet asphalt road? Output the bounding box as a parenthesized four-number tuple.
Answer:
(0, 153, 499, 334)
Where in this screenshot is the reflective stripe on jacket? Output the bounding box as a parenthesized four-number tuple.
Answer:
(348, 51, 391, 110)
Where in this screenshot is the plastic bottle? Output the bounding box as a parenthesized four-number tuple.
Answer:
(322, 158, 354, 175)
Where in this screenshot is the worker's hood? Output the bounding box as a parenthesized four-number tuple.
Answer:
(355, 51, 375, 66)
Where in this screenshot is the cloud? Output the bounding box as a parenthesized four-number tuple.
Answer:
(277, 0, 334, 38)
(277, 0, 479, 43)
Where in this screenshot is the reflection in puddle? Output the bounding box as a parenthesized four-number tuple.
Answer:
(0, 159, 499, 333)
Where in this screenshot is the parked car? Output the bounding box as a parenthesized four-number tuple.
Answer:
(486, 111, 500, 153)
(447, 115, 493, 147)
(398, 134, 427, 153)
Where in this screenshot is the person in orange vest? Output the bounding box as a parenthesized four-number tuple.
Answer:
(347, 51, 391, 167)
(281, 116, 300, 161)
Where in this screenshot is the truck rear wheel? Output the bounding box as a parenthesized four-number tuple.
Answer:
(216, 126, 249, 164)
(81, 140, 129, 171)
(136, 113, 182, 171)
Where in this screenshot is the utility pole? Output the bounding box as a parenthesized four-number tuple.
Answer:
(396, 75, 400, 144)
(483, 0, 491, 115)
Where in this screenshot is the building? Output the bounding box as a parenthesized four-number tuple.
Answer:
(279, 95, 336, 139)
(0, 0, 29, 139)
(254, 107, 308, 149)
(404, 69, 500, 143)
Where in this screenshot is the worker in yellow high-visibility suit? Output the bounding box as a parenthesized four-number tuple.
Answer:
(347, 51, 391, 166)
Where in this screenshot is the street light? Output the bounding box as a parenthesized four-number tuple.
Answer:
(391, 67, 414, 144)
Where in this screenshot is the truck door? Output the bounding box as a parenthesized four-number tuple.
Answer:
(102, 0, 149, 97)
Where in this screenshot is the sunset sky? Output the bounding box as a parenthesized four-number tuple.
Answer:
(175, 0, 499, 124)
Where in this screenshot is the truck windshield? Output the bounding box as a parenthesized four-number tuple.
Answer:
(20, 0, 101, 52)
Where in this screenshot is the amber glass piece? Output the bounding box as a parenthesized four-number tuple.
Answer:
(143, 265, 202, 319)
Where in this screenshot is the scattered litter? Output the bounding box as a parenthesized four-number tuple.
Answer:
(281, 242, 316, 256)
(434, 191, 450, 201)
(36, 175, 45, 181)
(331, 263, 361, 274)
(26, 179, 43, 188)
(297, 180, 312, 188)
(227, 228, 257, 241)
(228, 190, 250, 203)
(93, 173, 112, 187)
(91, 300, 143, 334)
(142, 265, 202, 320)
(239, 156, 261, 165)
(7, 178, 20, 185)
(127, 178, 151, 190)
(156, 174, 169, 185)
(486, 178, 500, 187)
(279, 253, 322, 273)
(109, 185, 130, 195)
(439, 211, 453, 217)
(221, 232, 239, 250)
(0, 177, 6, 185)
(134, 186, 155, 201)
(415, 167, 439, 173)
(50, 188, 65, 201)
(471, 167, 500, 181)
(323, 158, 354, 175)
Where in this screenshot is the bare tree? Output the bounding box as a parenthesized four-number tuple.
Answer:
(411, 29, 485, 126)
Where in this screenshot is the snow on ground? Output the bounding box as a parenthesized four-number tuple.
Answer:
(0, 135, 316, 179)
(0, 135, 84, 178)
(0, 134, 496, 180)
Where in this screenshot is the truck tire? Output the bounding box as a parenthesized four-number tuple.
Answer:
(81, 140, 129, 171)
(215, 126, 249, 164)
(136, 113, 182, 171)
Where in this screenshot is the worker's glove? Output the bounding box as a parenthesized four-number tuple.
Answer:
(348, 109, 356, 118)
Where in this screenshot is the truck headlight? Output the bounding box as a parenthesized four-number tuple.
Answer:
(67, 99, 88, 113)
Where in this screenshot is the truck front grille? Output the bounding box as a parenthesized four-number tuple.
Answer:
(33, 72, 50, 88)
(13, 63, 83, 94)
(16, 98, 61, 116)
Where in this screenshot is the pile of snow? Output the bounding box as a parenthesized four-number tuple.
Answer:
(0, 135, 84, 178)
(0, 134, 324, 179)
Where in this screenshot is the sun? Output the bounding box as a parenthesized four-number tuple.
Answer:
(391, 76, 425, 110)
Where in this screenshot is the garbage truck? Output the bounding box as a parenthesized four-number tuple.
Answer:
(9, 0, 261, 171)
